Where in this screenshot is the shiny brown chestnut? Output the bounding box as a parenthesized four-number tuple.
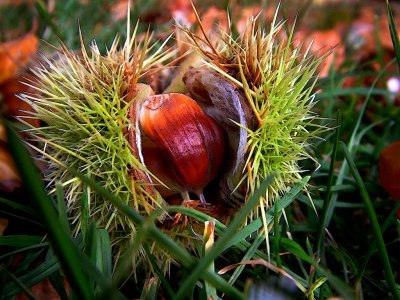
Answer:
(139, 93, 226, 202)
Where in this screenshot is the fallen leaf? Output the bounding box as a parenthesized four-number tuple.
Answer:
(379, 141, 400, 217)
(15, 277, 69, 300)
(110, 0, 130, 22)
(1, 74, 40, 127)
(0, 32, 38, 84)
(294, 27, 344, 77)
(0, 125, 7, 142)
(0, 142, 21, 192)
(168, 0, 196, 26)
(0, 218, 9, 235)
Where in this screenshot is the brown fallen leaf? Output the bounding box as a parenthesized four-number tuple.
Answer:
(0, 125, 7, 142)
(379, 141, 400, 217)
(15, 277, 69, 300)
(0, 142, 21, 192)
(0, 218, 9, 235)
(0, 32, 38, 84)
(1, 74, 40, 127)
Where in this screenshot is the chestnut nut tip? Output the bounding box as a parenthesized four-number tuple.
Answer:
(139, 93, 226, 201)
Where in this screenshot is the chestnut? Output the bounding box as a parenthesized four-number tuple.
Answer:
(138, 93, 226, 202)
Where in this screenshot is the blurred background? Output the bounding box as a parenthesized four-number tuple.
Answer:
(1, 1, 400, 299)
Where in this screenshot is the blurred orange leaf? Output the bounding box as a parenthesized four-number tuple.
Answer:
(1, 74, 40, 127)
(0, 32, 38, 84)
(0, 218, 9, 235)
(379, 141, 400, 217)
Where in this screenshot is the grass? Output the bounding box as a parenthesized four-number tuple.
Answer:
(1, 0, 400, 299)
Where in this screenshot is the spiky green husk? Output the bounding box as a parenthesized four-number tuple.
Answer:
(19, 26, 187, 269)
(182, 11, 328, 219)
(19, 7, 328, 276)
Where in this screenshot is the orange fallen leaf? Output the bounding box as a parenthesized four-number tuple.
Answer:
(379, 141, 400, 217)
(0, 32, 38, 84)
(0, 218, 9, 235)
(168, 0, 196, 26)
(1, 74, 40, 127)
(109, 0, 130, 22)
(294, 27, 344, 77)
(0, 125, 7, 142)
(0, 142, 21, 192)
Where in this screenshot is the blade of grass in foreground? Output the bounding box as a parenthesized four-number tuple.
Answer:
(66, 158, 244, 299)
(322, 62, 389, 237)
(358, 200, 400, 280)
(278, 237, 356, 300)
(317, 116, 340, 258)
(341, 142, 400, 300)
(387, 0, 400, 71)
(174, 175, 275, 300)
(6, 124, 93, 300)
(3, 255, 59, 297)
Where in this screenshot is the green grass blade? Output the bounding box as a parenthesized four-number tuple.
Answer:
(56, 183, 71, 236)
(81, 184, 90, 241)
(228, 231, 265, 285)
(84, 222, 98, 289)
(0, 243, 48, 260)
(386, 0, 400, 71)
(273, 201, 282, 269)
(1, 266, 37, 300)
(145, 245, 176, 299)
(317, 117, 340, 258)
(3, 255, 59, 297)
(96, 229, 112, 280)
(278, 237, 356, 300)
(0, 197, 36, 215)
(167, 176, 309, 253)
(0, 210, 41, 226)
(341, 141, 400, 300)
(175, 175, 275, 300)
(48, 270, 69, 300)
(220, 218, 263, 253)
(6, 123, 94, 300)
(317, 87, 393, 99)
(68, 167, 243, 299)
(0, 235, 43, 247)
(35, 0, 62, 39)
(358, 200, 400, 280)
(322, 62, 388, 232)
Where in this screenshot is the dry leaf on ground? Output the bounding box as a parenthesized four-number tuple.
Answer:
(15, 278, 69, 300)
(379, 141, 400, 217)
(0, 32, 38, 84)
(1, 74, 40, 127)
